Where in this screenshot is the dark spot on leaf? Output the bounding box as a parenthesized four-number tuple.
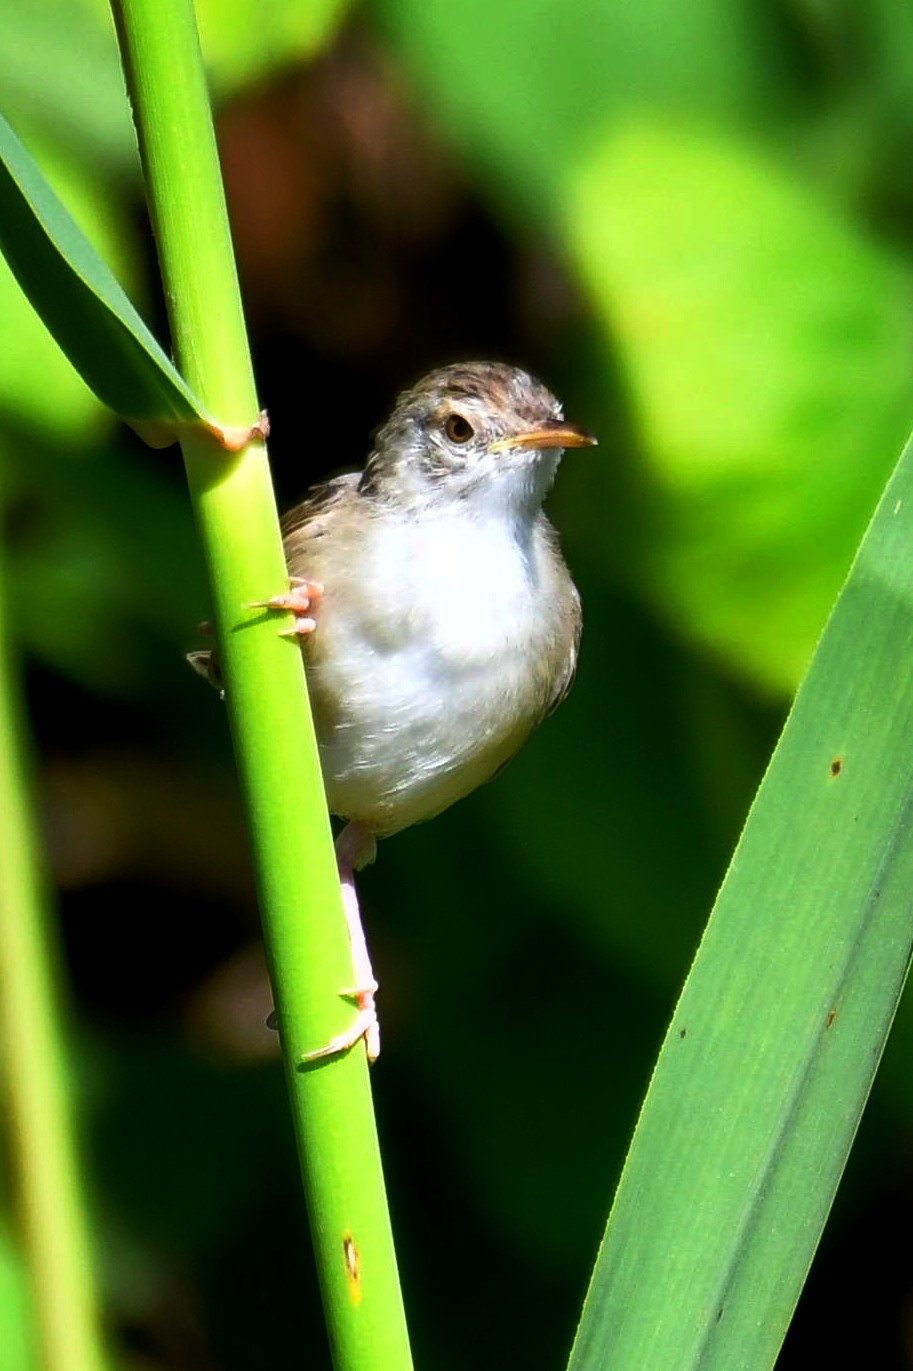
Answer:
(826, 1007, 837, 1029)
(830, 757, 843, 777)
(343, 1231, 361, 1305)
(679, 1027, 687, 1039)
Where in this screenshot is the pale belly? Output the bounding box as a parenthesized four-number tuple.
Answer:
(302, 516, 574, 835)
(311, 638, 545, 834)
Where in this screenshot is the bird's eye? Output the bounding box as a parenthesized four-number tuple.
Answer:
(444, 413, 474, 444)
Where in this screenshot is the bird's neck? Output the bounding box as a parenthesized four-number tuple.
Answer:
(370, 450, 560, 532)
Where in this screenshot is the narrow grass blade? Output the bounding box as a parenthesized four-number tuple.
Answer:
(0, 108, 211, 447)
(568, 430, 913, 1370)
(0, 539, 109, 1371)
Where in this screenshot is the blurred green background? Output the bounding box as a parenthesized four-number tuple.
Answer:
(3, 0, 913, 1366)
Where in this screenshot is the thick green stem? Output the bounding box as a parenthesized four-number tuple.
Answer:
(0, 541, 108, 1371)
(109, 2, 413, 1366)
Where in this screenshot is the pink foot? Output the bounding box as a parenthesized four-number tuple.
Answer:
(250, 577, 324, 636)
(301, 823, 380, 1065)
(298, 994, 379, 1065)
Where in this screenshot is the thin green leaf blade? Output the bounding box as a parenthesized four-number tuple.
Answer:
(0, 107, 209, 441)
(568, 435, 913, 1368)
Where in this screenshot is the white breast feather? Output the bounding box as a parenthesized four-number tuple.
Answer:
(309, 509, 563, 833)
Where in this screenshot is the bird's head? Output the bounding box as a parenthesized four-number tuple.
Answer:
(360, 361, 596, 517)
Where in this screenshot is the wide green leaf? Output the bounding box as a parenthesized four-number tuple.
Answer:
(377, 0, 775, 212)
(565, 120, 913, 693)
(0, 126, 134, 440)
(567, 419, 913, 1367)
(0, 0, 352, 169)
(0, 0, 134, 168)
(195, 0, 351, 91)
(0, 107, 210, 447)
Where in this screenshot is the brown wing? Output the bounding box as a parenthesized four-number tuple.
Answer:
(188, 473, 362, 690)
(280, 472, 360, 575)
(539, 518, 582, 721)
(475, 532, 581, 789)
(544, 585, 582, 719)
(281, 474, 359, 542)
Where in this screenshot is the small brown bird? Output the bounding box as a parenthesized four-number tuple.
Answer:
(192, 361, 595, 1061)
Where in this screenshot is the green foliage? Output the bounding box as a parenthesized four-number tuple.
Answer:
(376, 0, 777, 209)
(569, 432, 913, 1368)
(0, 109, 210, 442)
(566, 121, 913, 692)
(0, 535, 108, 1371)
(0, 0, 134, 167)
(3, 0, 913, 1368)
(194, 0, 352, 90)
(0, 142, 110, 440)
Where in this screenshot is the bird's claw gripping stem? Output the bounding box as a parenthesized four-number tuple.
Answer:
(299, 987, 380, 1065)
(249, 577, 324, 636)
(300, 822, 381, 1065)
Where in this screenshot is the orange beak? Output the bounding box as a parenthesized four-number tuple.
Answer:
(489, 420, 597, 453)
